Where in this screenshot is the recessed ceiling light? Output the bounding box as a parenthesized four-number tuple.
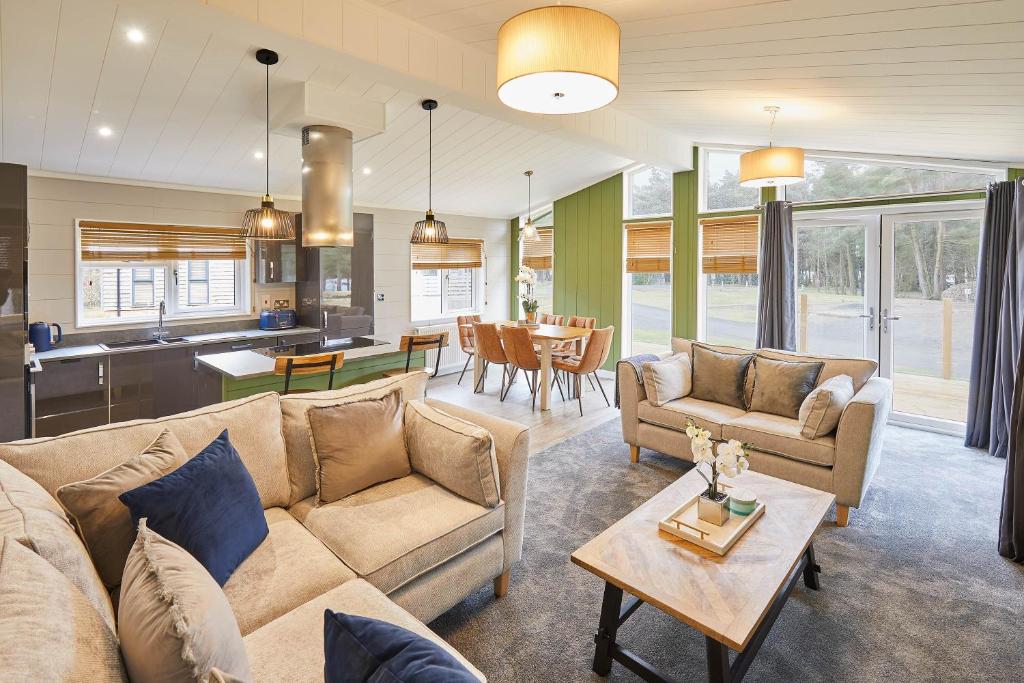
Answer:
(362, 167, 372, 175)
(253, 151, 264, 160)
(98, 126, 113, 137)
(126, 28, 145, 44)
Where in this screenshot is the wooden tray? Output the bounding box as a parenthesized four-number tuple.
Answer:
(658, 493, 765, 555)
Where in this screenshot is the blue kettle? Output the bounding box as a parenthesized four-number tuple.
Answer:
(29, 322, 61, 352)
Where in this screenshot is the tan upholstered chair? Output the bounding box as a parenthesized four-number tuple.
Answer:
(554, 315, 596, 358)
(553, 326, 613, 416)
(456, 314, 481, 385)
(383, 333, 449, 379)
(538, 313, 564, 326)
(273, 352, 345, 394)
(473, 323, 512, 395)
(500, 326, 542, 410)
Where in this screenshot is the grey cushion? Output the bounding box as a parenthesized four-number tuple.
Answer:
(690, 344, 754, 410)
(799, 374, 856, 438)
(748, 356, 824, 419)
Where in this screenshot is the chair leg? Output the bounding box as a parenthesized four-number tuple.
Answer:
(457, 354, 472, 385)
(587, 374, 596, 391)
(553, 372, 566, 401)
(575, 374, 583, 416)
(593, 373, 610, 407)
(531, 370, 538, 412)
(499, 365, 509, 401)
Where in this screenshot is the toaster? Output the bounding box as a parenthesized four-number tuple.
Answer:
(259, 309, 297, 330)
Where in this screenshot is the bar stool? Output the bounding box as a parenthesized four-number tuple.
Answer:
(456, 314, 481, 385)
(273, 351, 345, 395)
(383, 332, 449, 379)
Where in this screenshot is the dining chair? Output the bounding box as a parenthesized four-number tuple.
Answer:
(538, 313, 564, 326)
(273, 351, 345, 395)
(554, 315, 596, 356)
(383, 332, 449, 379)
(500, 326, 542, 410)
(552, 326, 614, 416)
(456, 314, 481, 385)
(473, 322, 513, 396)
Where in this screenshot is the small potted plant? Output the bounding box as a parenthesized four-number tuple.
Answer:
(686, 422, 750, 526)
(515, 266, 540, 323)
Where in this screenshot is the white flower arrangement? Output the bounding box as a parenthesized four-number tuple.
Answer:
(516, 266, 539, 314)
(686, 420, 750, 499)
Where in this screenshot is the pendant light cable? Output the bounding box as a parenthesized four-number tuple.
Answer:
(265, 59, 270, 196)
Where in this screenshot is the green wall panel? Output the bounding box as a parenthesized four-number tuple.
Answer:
(1009, 168, 1023, 182)
(672, 150, 700, 340)
(509, 217, 520, 318)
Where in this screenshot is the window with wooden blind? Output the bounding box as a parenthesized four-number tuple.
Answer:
(410, 239, 484, 270)
(625, 222, 672, 273)
(699, 214, 760, 348)
(410, 238, 485, 321)
(521, 229, 553, 270)
(700, 215, 759, 274)
(76, 220, 249, 327)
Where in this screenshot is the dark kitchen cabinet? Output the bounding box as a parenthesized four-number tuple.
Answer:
(194, 336, 280, 356)
(109, 347, 196, 423)
(34, 357, 109, 437)
(256, 240, 296, 284)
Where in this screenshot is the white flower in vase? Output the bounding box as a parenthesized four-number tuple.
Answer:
(716, 439, 750, 478)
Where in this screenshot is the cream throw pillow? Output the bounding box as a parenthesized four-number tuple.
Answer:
(799, 374, 856, 439)
(118, 520, 252, 683)
(641, 354, 692, 407)
(404, 400, 501, 508)
(56, 429, 189, 589)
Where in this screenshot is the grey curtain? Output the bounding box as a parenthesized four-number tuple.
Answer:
(990, 178, 1024, 459)
(1000, 339, 1024, 561)
(965, 181, 1017, 448)
(756, 200, 796, 351)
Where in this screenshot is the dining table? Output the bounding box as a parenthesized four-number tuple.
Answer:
(459, 321, 593, 411)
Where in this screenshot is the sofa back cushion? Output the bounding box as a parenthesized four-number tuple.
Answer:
(690, 344, 754, 410)
(748, 356, 824, 419)
(0, 392, 290, 509)
(281, 372, 428, 506)
(641, 353, 692, 407)
(799, 374, 856, 439)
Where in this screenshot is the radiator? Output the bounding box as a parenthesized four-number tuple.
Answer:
(413, 323, 468, 376)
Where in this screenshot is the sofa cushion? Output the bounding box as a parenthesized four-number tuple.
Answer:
(223, 507, 354, 636)
(748, 356, 824, 419)
(243, 579, 484, 682)
(56, 428, 189, 590)
(637, 397, 746, 441)
(0, 391, 290, 508)
(690, 344, 754, 409)
(290, 474, 504, 594)
(281, 372, 429, 507)
(723, 412, 836, 467)
(756, 347, 877, 391)
(0, 536, 127, 682)
(641, 353, 692, 407)
(0, 459, 116, 630)
(404, 400, 501, 508)
(799, 374, 856, 439)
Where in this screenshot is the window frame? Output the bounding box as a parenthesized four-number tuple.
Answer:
(698, 146, 760, 215)
(624, 164, 674, 220)
(185, 260, 211, 306)
(697, 214, 761, 346)
(409, 266, 485, 323)
(621, 220, 674, 356)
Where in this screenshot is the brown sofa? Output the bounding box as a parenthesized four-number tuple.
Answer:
(0, 371, 529, 681)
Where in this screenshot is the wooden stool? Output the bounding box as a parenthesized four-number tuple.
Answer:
(383, 332, 449, 379)
(273, 351, 345, 395)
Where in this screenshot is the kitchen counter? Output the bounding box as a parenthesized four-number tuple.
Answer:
(196, 335, 396, 380)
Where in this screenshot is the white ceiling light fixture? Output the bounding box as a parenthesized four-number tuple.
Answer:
(126, 28, 145, 44)
(496, 6, 620, 115)
(253, 150, 264, 160)
(97, 126, 113, 138)
(520, 171, 540, 242)
(739, 106, 805, 188)
(362, 167, 372, 176)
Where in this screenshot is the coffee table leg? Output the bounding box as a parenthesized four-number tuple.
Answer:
(802, 543, 821, 590)
(592, 582, 623, 676)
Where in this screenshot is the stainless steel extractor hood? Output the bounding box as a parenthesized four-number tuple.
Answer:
(301, 125, 353, 247)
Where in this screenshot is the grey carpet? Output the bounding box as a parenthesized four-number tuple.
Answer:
(430, 420, 1024, 682)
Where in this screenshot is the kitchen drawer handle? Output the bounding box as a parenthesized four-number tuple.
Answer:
(231, 343, 254, 351)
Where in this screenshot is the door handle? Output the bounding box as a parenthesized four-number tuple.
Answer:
(858, 307, 875, 331)
(881, 308, 901, 334)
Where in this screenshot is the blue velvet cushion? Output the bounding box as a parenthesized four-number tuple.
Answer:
(118, 429, 268, 586)
(323, 610, 477, 683)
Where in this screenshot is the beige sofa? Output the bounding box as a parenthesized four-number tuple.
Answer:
(619, 339, 891, 526)
(0, 371, 529, 681)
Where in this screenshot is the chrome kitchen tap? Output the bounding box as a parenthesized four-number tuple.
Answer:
(154, 301, 169, 340)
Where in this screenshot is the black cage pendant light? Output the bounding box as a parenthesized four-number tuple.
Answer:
(241, 48, 295, 241)
(410, 99, 449, 245)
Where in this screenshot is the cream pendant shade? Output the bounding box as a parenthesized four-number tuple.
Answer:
(739, 147, 805, 188)
(497, 6, 620, 115)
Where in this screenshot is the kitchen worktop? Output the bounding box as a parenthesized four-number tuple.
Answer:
(196, 335, 397, 380)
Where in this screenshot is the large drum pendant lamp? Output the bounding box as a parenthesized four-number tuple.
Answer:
(739, 106, 805, 188)
(497, 6, 620, 115)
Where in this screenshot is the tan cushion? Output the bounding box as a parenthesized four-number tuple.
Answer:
(0, 459, 116, 630)
(118, 520, 252, 683)
(0, 392, 290, 508)
(289, 474, 504, 594)
(748, 356, 824, 419)
(755, 347, 877, 391)
(723, 412, 836, 467)
(281, 372, 429, 506)
(641, 353, 692, 407)
(307, 389, 411, 504)
(404, 400, 501, 508)
(223, 507, 354, 636)
(690, 344, 754, 409)
(0, 536, 127, 682)
(799, 374, 856, 439)
(636, 397, 746, 440)
(55, 429, 189, 590)
(243, 579, 485, 682)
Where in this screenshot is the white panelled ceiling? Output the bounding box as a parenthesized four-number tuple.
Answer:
(369, 0, 1024, 163)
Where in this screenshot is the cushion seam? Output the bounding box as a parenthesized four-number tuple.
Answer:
(384, 531, 503, 595)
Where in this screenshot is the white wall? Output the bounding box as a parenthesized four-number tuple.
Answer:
(26, 176, 509, 341)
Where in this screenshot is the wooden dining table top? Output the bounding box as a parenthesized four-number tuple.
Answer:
(458, 320, 593, 341)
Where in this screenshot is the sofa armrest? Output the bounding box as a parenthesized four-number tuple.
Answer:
(424, 399, 529, 571)
(833, 377, 892, 508)
(617, 355, 669, 445)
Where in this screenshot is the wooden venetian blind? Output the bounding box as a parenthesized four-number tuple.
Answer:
(700, 215, 759, 274)
(521, 228, 553, 269)
(79, 220, 246, 262)
(410, 239, 484, 270)
(625, 222, 671, 273)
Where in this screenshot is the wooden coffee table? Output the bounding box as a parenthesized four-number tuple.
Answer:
(571, 468, 835, 682)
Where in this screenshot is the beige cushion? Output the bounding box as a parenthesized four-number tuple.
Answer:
(243, 579, 485, 682)
(290, 474, 504, 594)
(637, 397, 746, 441)
(404, 401, 501, 508)
(690, 344, 754, 409)
(748, 356, 824, 419)
(281, 372, 429, 506)
(755, 347, 877, 391)
(223, 507, 354, 636)
(307, 389, 410, 504)
(0, 392, 291, 509)
(723, 412, 836, 467)
(799, 374, 856, 439)
(0, 459, 116, 630)
(56, 429, 189, 590)
(119, 520, 252, 683)
(641, 353, 692, 407)
(0, 536, 127, 682)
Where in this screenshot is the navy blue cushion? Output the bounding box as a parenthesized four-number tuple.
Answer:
(118, 430, 268, 586)
(323, 610, 477, 683)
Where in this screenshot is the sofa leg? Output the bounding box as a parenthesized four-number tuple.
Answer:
(494, 570, 510, 598)
(629, 444, 640, 463)
(836, 504, 850, 527)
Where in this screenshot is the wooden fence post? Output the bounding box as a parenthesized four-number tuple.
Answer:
(942, 298, 953, 380)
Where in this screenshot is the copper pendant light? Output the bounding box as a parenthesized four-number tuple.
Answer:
(410, 99, 449, 245)
(520, 170, 540, 242)
(241, 48, 295, 241)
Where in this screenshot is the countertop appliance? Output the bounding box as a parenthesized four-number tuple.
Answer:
(29, 321, 61, 351)
(0, 163, 30, 441)
(259, 308, 297, 330)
